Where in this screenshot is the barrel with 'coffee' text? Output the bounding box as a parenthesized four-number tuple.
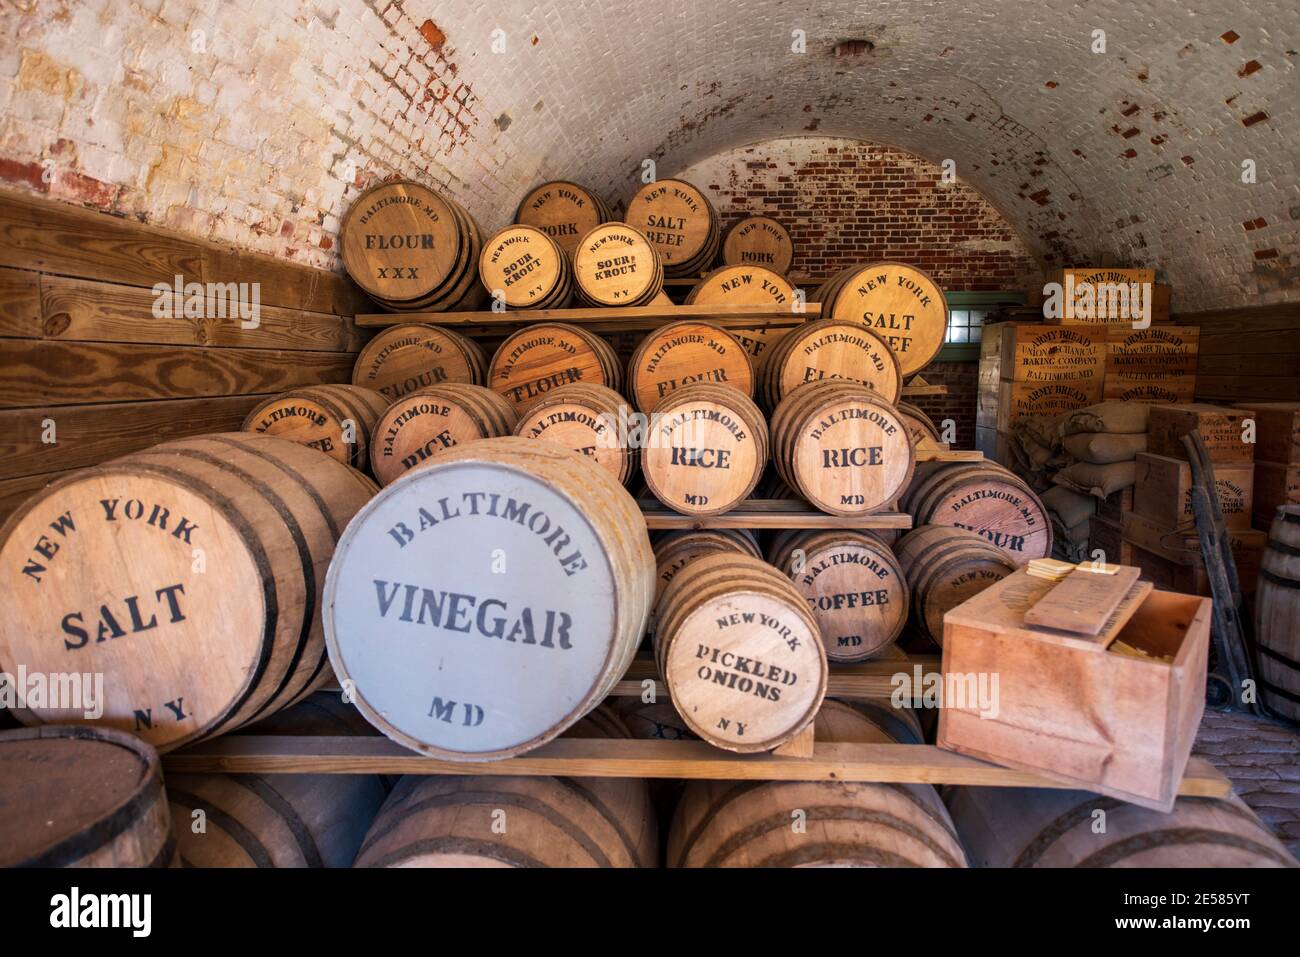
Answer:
(324, 438, 654, 761)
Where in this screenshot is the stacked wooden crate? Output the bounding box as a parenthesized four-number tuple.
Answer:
(1123, 404, 1264, 595)
(975, 323, 1106, 461)
(1242, 402, 1300, 530)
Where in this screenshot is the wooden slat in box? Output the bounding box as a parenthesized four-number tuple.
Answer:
(1133, 452, 1253, 530)
(1253, 461, 1300, 530)
(1148, 402, 1255, 464)
(999, 325, 1106, 384)
(1238, 401, 1300, 464)
(938, 567, 1210, 811)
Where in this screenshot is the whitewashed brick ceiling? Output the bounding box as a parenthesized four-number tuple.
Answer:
(1, 0, 1295, 308)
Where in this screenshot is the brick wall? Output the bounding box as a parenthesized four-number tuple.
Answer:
(677, 138, 1043, 290)
(904, 361, 980, 450)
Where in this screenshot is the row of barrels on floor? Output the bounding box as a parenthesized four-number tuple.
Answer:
(5, 704, 1295, 869)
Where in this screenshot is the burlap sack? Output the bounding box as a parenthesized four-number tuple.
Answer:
(1061, 402, 1150, 436)
(1042, 484, 1098, 529)
(1062, 432, 1149, 465)
(1052, 460, 1137, 498)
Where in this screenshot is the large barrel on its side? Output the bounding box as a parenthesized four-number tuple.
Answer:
(242, 384, 389, 470)
(946, 786, 1298, 867)
(902, 461, 1052, 561)
(668, 700, 966, 867)
(324, 438, 654, 762)
(352, 709, 658, 867)
(0, 726, 175, 867)
(627, 178, 720, 278)
(894, 524, 1019, 645)
(168, 693, 389, 868)
(1257, 504, 1300, 721)
(0, 434, 377, 752)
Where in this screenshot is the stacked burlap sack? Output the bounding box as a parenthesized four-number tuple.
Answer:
(1046, 402, 1149, 561)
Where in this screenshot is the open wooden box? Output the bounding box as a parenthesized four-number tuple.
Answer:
(936, 567, 1211, 811)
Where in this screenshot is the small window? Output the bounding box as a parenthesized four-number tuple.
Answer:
(945, 308, 986, 344)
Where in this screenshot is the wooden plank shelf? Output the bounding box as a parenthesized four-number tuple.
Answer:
(916, 448, 983, 462)
(637, 499, 912, 530)
(160, 735, 1232, 797)
(355, 302, 820, 333)
(901, 383, 948, 397)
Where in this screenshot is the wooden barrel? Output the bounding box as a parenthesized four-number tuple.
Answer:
(894, 525, 1019, 644)
(352, 708, 658, 867)
(946, 786, 1298, 867)
(768, 530, 909, 661)
(897, 400, 942, 449)
(572, 222, 664, 306)
(0, 433, 377, 752)
(770, 379, 915, 516)
(668, 700, 966, 867)
(628, 320, 754, 413)
(642, 383, 768, 516)
(351, 323, 487, 402)
(0, 725, 176, 867)
(513, 382, 635, 485)
(478, 224, 573, 309)
(627, 178, 720, 278)
(902, 461, 1052, 561)
(685, 264, 799, 362)
(653, 528, 762, 602)
(514, 180, 613, 259)
(324, 437, 654, 761)
(369, 383, 518, 486)
(812, 262, 948, 377)
(488, 322, 622, 414)
(759, 317, 902, 410)
(242, 384, 389, 470)
(721, 215, 794, 275)
(1257, 504, 1300, 721)
(167, 765, 387, 867)
(340, 179, 483, 312)
(654, 552, 827, 753)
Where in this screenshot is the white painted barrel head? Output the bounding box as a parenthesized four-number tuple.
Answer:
(324, 460, 624, 761)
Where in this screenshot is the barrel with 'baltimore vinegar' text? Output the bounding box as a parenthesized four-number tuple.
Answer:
(0, 726, 176, 867)
(654, 552, 828, 753)
(0, 433, 377, 752)
(369, 383, 518, 487)
(770, 379, 915, 516)
(668, 700, 967, 867)
(324, 438, 654, 762)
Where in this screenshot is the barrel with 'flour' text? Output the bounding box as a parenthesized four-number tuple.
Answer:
(901, 461, 1053, 561)
(324, 437, 654, 761)
(0, 434, 377, 752)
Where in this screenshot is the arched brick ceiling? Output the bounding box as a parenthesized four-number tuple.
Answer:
(2, 0, 1295, 309)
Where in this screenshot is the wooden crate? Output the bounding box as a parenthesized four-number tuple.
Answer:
(1102, 325, 1199, 405)
(1239, 401, 1300, 464)
(1087, 514, 1131, 565)
(998, 325, 1106, 385)
(1044, 268, 1170, 326)
(1253, 461, 1300, 530)
(1121, 512, 1266, 596)
(938, 567, 1211, 811)
(1148, 402, 1255, 464)
(1133, 452, 1253, 530)
(1096, 486, 1134, 522)
(996, 378, 1104, 421)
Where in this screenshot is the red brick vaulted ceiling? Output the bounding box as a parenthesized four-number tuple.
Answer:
(1, 0, 1294, 309)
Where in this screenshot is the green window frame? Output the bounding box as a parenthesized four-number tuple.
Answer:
(935, 291, 1025, 362)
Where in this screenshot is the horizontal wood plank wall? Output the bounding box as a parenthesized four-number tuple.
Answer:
(0, 189, 375, 524)
(1182, 302, 1300, 403)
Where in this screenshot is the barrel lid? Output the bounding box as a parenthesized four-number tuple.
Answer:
(0, 725, 159, 867)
